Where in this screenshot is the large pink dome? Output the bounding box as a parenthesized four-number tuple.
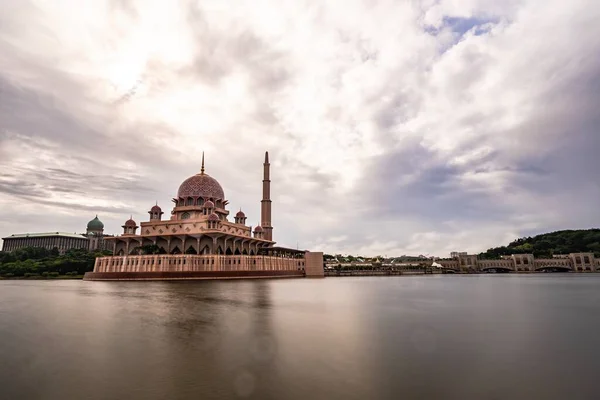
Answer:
(177, 173, 225, 200)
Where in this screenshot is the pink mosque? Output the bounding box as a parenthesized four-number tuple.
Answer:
(84, 152, 324, 280)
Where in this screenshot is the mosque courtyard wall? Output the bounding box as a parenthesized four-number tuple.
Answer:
(94, 254, 305, 273)
(84, 253, 325, 280)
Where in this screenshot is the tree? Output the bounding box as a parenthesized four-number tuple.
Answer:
(0, 247, 109, 277)
(479, 229, 600, 258)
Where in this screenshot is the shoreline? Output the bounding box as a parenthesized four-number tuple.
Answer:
(0, 275, 84, 280)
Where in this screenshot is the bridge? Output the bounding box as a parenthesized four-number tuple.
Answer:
(324, 268, 434, 277)
(480, 266, 514, 273)
(534, 265, 572, 272)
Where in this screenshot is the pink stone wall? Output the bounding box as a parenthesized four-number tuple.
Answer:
(304, 252, 324, 277)
(94, 254, 305, 273)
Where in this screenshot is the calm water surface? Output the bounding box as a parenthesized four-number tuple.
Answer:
(1, 275, 600, 399)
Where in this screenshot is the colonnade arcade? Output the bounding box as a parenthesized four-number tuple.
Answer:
(113, 234, 271, 256)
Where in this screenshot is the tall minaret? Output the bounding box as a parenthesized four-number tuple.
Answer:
(261, 151, 273, 241)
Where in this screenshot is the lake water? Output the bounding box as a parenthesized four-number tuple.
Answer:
(1, 275, 600, 399)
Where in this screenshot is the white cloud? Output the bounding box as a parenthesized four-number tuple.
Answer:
(1, 0, 599, 256)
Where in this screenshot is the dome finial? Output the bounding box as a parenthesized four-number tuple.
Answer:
(201, 152, 205, 175)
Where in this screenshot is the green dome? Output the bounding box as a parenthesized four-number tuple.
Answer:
(87, 215, 104, 230)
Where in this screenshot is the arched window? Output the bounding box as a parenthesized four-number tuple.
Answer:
(181, 212, 190, 220)
(196, 198, 204, 206)
(185, 246, 197, 254)
(186, 198, 193, 206)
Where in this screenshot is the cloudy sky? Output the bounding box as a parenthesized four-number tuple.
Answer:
(1, 0, 599, 257)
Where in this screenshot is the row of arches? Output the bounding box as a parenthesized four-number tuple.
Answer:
(175, 197, 224, 209)
(113, 236, 270, 257)
(117, 246, 259, 256)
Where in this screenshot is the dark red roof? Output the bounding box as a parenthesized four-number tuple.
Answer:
(177, 173, 225, 199)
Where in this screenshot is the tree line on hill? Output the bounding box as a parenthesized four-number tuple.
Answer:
(0, 247, 112, 278)
(478, 229, 600, 259)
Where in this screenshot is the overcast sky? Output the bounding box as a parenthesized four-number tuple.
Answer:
(1, 0, 599, 257)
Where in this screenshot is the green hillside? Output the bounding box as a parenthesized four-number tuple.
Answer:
(479, 229, 600, 259)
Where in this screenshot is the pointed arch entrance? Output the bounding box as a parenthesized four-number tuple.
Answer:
(185, 246, 197, 254)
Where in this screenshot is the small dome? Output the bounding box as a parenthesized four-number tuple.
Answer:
(151, 204, 162, 212)
(87, 215, 104, 230)
(236, 210, 246, 218)
(254, 226, 263, 232)
(204, 200, 215, 208)
(124, 218, 137, 227)
(208, 213, 220, 222)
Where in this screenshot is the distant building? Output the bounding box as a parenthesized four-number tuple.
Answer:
(85, 215, 114, 252)
(1, 232, 89, 253)
(445, 252, 599, 273)
(1, 216, 114, 254)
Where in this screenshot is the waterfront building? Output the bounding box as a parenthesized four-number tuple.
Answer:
(84, 152, 324, 281)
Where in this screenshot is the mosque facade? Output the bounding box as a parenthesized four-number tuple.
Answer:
(83, 152, 324, 281)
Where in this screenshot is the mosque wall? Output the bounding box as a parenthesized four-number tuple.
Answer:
(304, 252, 325, 277)
(112, 234, 272, 256)
(93, 254, 306, 274)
